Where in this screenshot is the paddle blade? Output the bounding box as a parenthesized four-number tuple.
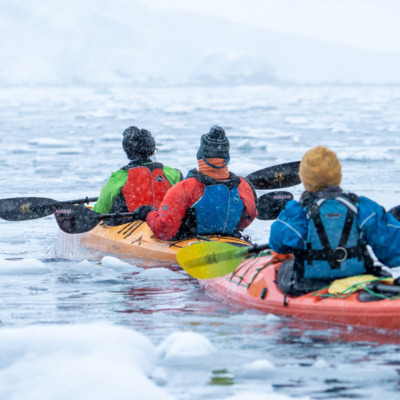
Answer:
(257, 191, 293, 220)
(0, 197, 58, 221)
(246, 161, 301, 190)
(177, 242, 249, 279)
(54, 204, 101, 234)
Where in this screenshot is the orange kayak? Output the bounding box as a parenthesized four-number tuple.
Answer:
(200, 253, 400, 331)
(80, 220, 250, 262)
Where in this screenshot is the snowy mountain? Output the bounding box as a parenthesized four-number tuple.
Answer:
(1, 0, 399, 86)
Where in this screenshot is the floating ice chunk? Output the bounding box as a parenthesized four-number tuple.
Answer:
(157, 331, 215, 360)
(164, 105, 194, 114)
(0, 323, 174, 400)
(10, 146, 36, 154)
(329, 122, 352, 133)
(28, 138, 71, 147)
(363, 138, 380, 145)
(56, 148, 84, 155)
(312, 358, 329, 368)
(265, 313, 281, 322)
(83, 110, 115, 118)
(236, 359, 276, 379)
(237, 139, 266, 150)
(0, 258, 51, 275)
(284, 116, 309, 125)
(63, 260, 105, 273)
(339, 151, 394, 162)
(101, 256, 141, 272)
(248, 359, 275, 370)
(225, 392, 309, 400)
(139, 268, 177, 279)
(101, 133, 121, 141)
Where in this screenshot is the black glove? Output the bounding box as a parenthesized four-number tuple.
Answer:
(133, 205, 156, 221)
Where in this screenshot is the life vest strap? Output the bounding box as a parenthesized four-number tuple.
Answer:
(187, 169, 240, 189)
(296, 245, 366, 269)
(296, 192, 375, 272)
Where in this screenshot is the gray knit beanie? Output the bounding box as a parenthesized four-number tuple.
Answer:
(197, 125, 230, 160)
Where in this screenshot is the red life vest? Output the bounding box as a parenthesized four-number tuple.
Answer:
(121, 163, 172, 212)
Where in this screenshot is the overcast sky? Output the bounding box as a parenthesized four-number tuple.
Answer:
(148, 0, 400, 54)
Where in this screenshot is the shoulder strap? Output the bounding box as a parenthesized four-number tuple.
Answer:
(189, 170, 240, 189)
(121, 161, 164, 172)
(307, 201, 332, 249)
(336, 195, 358, 249)
(303, 193, 360, 269)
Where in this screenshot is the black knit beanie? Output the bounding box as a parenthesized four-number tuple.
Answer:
(122, 126, 156, 160)
(197, 125, 230, 160)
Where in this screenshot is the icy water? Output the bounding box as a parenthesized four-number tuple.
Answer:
(1, 85, 400, 399)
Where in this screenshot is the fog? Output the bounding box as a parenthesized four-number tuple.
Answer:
(1, 0, 399, 86)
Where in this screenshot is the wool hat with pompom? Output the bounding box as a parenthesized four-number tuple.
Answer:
(299, 146, 342, 192)
(197, 125, 230, 160)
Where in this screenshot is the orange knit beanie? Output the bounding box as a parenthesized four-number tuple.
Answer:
(299, 146, 342, 192)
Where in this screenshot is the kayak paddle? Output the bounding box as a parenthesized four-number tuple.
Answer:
(246, 161, 301, 190)
(176, 241, 270, 279)
(53, 189, 293, 234)
(54, 204, 138, 234)
(256, 191, 293, 220)
(0, 196, 98, 221)
(0, 161, 298, 221)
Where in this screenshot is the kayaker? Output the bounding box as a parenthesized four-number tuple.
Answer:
(130, 125, 258, 240)
(269, 145, 400, 296)
(94, 126, 183, 217)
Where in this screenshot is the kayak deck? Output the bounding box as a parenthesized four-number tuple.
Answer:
(80, 220, 250, 262)
(200, 253, 400, 330)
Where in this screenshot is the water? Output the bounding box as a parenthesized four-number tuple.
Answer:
(1, 85, 400, 399)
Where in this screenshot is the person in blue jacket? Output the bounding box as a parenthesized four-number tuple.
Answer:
(269, 145, 400, 296)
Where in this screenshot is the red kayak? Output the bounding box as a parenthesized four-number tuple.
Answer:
(199, 253, 400, 331)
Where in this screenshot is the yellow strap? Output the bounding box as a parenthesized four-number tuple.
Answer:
(328, 274, 394, 295)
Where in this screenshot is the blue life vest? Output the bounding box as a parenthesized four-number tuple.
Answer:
(193, 184, 244, 235)
(180, 170, 244, 236)
(296, 192, 373, 279)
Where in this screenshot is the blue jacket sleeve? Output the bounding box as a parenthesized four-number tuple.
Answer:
(269, 200, 308, 254)
(358, 196, 400, 267)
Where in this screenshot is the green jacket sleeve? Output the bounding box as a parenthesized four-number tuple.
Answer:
(93, 170, 128, 214)
(162, 166, 183, 186)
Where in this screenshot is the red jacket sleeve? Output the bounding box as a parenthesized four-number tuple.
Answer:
(146, 178, 204, 241)
(237, 177, 258, 230)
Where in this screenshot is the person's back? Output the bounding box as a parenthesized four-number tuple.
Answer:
(94, 126, 182, 215)
(269, 146, 400, 295)
(130, 126, 258, 240)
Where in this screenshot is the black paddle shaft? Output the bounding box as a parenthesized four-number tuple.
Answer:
(246, 161, 301, 190)
(0, 196, 98, 221)
(247, 243, 270, 255)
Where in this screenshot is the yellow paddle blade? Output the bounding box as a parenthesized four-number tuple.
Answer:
(177, 241, 250, 279)
(328, 274, 394, 295)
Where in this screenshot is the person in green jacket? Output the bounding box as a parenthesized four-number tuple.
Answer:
(94, 126, 182, 216)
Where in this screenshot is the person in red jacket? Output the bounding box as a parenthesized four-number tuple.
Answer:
(94, 126, 182, 218)
(132, 126, 258, 240)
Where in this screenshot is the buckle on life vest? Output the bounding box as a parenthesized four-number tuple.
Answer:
(335, 247, 347, 262)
